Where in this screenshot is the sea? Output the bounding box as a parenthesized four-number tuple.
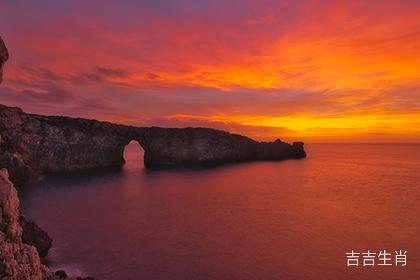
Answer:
(19, 143, 420, 280)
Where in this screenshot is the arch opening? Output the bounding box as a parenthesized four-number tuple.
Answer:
(123, 140, 145, 170)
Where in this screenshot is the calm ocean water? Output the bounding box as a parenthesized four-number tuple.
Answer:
(19, 143, 420, 280)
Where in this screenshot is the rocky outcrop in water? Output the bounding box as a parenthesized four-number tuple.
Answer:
(0, 104, 306, 186)
(19, 216, 52, 258)
(140, 127, 306, 166)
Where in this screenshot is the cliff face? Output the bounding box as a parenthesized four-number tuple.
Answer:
(0, 37, 8, 83)
(0, 105, 306, 186)
(0, 105, 135, 185)
(0, 169, 54, 280)
(140, 127, 306, 166)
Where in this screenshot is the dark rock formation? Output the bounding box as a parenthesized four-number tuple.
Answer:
(0, 37, 8, 83)
(19, 216, 52, 258)
(0, 169, 55, 280)
(0, 105, 134, 185)
(0, 104, 306, 186)
(140, 127, 306, 166)
(54, 270, 67, 279)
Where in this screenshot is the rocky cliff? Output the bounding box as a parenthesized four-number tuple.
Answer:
(0, 169, 55, 280)
(0, 169, 90, 280)
(0, 37, 8, 83)
(140, 127, 306, 166)
(0, 105, 306, 186)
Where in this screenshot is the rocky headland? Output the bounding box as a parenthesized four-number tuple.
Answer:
(0, 106, 306, 186)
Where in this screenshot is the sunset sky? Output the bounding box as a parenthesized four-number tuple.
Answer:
(1, 0, 419, 142)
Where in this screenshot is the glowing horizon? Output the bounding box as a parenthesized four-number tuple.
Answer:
(1, 0, 419, 142)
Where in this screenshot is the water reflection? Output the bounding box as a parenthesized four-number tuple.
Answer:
(19, 144, 420, 280)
